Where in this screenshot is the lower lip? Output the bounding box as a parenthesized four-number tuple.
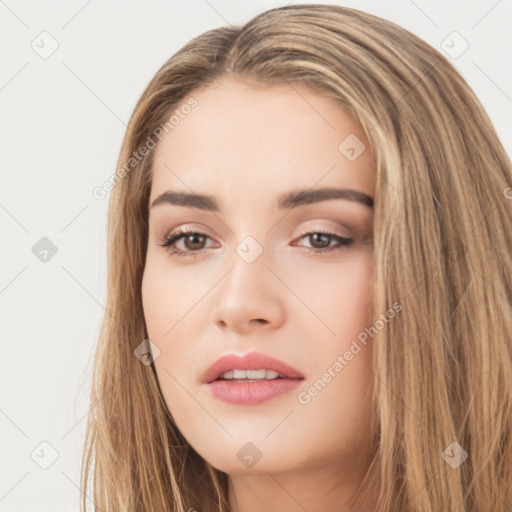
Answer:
(207, 379, 303, 405)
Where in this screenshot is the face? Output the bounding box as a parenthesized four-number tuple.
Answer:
(142, 76, 376, 478)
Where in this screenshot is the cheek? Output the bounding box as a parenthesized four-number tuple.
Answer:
(141, 264, 188, 383)
(293, 251, 374, 413)
(293, 269, 374, 453)
(293, 249, 373, 339)
(141, 258, 203, 340)
(331, 256, 372, 334)
(141, 266, 168, 340)
(141, 261, 206, 391)
(141, 267, 194, 420)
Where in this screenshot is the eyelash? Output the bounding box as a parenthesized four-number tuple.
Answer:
(156, 226, 355, 259)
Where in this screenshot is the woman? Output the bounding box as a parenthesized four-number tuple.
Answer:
(80, 4, 512, 511)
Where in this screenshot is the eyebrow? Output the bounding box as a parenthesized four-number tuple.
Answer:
(150, 187, 374, 211)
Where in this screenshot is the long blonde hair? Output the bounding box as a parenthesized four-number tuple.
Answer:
(81, 4, 512, 511)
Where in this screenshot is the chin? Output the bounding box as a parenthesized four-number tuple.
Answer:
(194, 441, 299, 476)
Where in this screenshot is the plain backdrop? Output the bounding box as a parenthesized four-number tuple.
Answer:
(0, 1, 511, 510)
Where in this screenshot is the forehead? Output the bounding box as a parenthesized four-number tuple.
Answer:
(149, 77, 375, 206)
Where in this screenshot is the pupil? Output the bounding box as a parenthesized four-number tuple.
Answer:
(186, 233, 204, 250)
(311, 233, 330, 248)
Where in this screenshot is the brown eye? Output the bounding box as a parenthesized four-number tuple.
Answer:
(156, 228, 215, 258)
(295, 230, 355, 254)
(182, 233, 207, 251)
(308, 233, 332, 249)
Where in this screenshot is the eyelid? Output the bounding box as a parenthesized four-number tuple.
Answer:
(293, 220, 356, 239)
(161, 223, 216, 239)
(162, 220, 354, 244)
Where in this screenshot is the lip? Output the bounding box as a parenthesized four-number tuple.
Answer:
(207, 379, 303, 405)
(202, 351, 305, 384)
(202, 352, 305, 406)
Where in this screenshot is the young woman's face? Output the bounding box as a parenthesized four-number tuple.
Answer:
(142, 77, 376, 478)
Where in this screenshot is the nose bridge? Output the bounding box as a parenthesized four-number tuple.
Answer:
(223, 236, 270, 305)
(212, 235, 284, 331)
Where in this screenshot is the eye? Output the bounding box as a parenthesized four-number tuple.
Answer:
(292, 230, 354, 254)
(156, 227, 214, 258)
(156, 228, 355, 259)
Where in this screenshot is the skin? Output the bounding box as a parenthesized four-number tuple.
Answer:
(141, 76, 378, 512)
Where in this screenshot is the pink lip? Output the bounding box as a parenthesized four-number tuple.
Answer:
(207, 379, 303, 405)
(202, 351, 305, 384)
(202, 352, 305, 406)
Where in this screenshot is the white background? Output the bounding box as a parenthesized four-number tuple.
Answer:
(0, 1, 511, 510)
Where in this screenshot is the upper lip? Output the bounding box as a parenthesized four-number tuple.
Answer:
(202, 351, 305, 383)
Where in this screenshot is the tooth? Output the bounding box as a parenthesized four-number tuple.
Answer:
(246, 369, 267, 379)
(219, 369, 283, 380)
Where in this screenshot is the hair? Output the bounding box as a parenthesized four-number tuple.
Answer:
(80, 4, 512, 511)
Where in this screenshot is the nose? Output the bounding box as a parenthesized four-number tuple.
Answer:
(212, 249, 285, 334)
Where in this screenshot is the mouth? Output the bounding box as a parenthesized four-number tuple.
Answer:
(215, 368, 290, 382)
(202, 352, 305, 384)
(202, 352, 304, 405)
